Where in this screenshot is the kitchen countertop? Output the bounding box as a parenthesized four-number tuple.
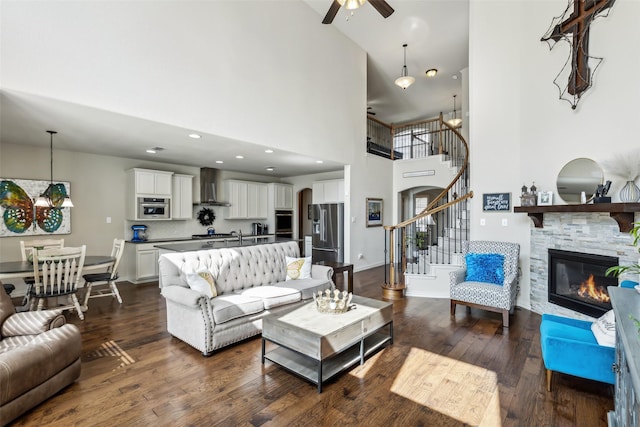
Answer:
(126, 234, 274, 244)
(155, 236, 298, 252)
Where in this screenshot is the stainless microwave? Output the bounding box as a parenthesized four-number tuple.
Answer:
(138, 197, 170, 219)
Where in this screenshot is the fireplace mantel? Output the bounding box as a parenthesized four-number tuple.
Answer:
(514, 203, 640, 232)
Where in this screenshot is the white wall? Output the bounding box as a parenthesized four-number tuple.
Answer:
(1, 1, 365, 165)
(469, 0, 640, 309)
(1, 2, 395, 282)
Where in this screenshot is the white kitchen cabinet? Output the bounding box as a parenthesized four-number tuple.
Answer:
(135, 243, 159, 282)
(247, 182, 268, 218)
(225, 180, 268, 219)
(312, 179, 344, 204)
(273, 183, 293, 210)
(132, 168, 173, 196)
(172, 174, 194, 220)
(127, 168, 174, 220)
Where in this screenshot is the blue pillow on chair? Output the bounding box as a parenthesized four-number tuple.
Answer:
(465, 253, 505, 285)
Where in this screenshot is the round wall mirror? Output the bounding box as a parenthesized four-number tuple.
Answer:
(556, 158, 604, 203)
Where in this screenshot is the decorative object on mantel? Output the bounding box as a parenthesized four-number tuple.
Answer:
(540, 0, 615, 110)
(602, 150, 640, 203)
(606, 221, 640, 279)
(594, 180, 612, 203)
(537, 191, 553, 206)
(620, 181, 640, 203)
(520, 183, 537, 207)
(556, 158, 604, 204)
(313, 288, 353, 314)
(196, 207, 215, 226)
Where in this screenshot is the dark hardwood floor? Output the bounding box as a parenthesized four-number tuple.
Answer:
(10, 267, 613, 426)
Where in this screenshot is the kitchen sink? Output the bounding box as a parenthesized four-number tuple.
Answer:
(191, 233, 235, 239)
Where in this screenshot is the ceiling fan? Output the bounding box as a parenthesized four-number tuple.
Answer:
(322, 0, 394, 25)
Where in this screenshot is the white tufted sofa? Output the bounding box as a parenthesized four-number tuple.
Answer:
(158, 241, 333, 356)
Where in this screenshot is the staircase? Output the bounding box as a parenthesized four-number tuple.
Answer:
(372, 114, 473, 299)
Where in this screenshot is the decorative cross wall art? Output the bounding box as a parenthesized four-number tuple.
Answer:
(541, 0, 615, 110)
(0, 178, 72, 237)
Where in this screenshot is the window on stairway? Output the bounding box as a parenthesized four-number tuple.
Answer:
(415, 197, 428, 216)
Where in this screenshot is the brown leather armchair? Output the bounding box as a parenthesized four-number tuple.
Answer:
(0, 283, 82, 425)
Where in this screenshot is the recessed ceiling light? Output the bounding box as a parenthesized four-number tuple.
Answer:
(425, 68, 438, 77)
(215, 160, 223, 164)
(266, 167, 275, 171)
(146, 149, 156, 154)
(316, 160, 323, 164)
(265, 149, 274, 154)
(188, 133, 201, 139)
(235, 155, 244, 159)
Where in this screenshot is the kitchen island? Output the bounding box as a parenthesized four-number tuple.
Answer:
(155, 236, 300, 252)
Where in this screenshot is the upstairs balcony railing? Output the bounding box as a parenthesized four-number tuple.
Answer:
(367, 114, 463, 163)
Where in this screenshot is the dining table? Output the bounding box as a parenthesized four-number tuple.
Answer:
(0, 255, 116, 312)
(0, 255, 116, 280)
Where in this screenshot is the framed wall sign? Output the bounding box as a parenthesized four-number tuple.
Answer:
(366, 198, 383, 227)
(482, 193, 511, 212)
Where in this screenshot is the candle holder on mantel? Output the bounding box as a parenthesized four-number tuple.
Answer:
(520, 183, 537, 207)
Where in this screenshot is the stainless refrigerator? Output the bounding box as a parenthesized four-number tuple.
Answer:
(311, 203, 344, 263)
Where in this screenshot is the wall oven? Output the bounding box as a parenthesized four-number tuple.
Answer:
(137, 197, 170, 219)
(275, 210, 293, 238)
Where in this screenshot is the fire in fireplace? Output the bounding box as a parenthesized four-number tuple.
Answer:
(577, 274, 610, 303)
(548, 249, 619, 317)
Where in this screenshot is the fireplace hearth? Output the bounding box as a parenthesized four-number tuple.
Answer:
(548, 249, 619, 317)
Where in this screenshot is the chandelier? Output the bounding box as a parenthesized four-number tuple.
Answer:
(34, 130, 74, 208)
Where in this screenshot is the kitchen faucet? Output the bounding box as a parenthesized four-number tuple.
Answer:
(231, 230, 243, 243)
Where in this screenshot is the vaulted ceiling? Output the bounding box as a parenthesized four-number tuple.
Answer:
(0, 1, 469, 177)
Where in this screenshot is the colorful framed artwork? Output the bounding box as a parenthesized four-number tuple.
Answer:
(366, 198, 383, 227)
(0, 178, 72, 236)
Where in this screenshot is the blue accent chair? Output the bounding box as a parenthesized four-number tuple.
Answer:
(539, 280, 637, 391)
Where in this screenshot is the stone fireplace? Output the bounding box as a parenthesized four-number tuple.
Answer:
(529, 211, 637, 319)
(547, 248, 618, 317)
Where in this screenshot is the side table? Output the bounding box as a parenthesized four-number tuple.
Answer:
(314, 261, 353, 293)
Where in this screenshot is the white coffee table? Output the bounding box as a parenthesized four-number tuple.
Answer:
(261, 295, 393, 392)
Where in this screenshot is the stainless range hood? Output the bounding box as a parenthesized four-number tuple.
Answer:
(197, 167, 231, 206)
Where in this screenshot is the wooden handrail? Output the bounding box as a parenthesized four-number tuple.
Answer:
(382, 114, 472, 298)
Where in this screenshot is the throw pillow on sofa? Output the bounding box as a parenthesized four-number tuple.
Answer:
(591, 309, 615, 347)
(464, 253, 505, 285)
(186, 270, 218, 298)
(285, 256, 311, 281)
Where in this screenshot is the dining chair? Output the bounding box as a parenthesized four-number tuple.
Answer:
(18, 239, 65, 310)
(20, 239, 65, 264)
(30, 245, 86, 320)
(82, 238, 125, 309)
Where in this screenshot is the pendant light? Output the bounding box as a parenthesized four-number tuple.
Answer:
(394, 44, 415, 90)
(446, 95, 462, 127)
(34, 130, 74, 208)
